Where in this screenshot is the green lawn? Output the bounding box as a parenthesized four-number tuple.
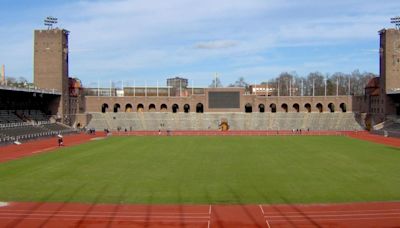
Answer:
(0, 136, 399, 204)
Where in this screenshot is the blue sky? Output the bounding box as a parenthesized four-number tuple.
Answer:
(0, 0, 399, 87)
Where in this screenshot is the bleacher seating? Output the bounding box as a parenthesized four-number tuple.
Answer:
(86, 112, 364, 131)
(0, 121, 76, 145)
(0, 110, 23, 124)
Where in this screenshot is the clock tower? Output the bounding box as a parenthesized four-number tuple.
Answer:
(379, 28, 400, 114)
(34, 28, 70, 122)
(379, 28, 400, 94)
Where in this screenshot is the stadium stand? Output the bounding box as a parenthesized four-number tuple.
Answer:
(0, 123, 76, 145)
(372, 116, 400, 138)
(86, 112, 364, 131)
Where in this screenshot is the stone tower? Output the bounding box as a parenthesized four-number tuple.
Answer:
(380, 29, 400, 94)
(34, 29, 70, 120)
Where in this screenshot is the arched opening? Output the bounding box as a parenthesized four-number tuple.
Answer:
(245, 103, 252, 113)
(113, 103, 121, 113)
(281, 103, 288, 113)
(328, 103, 335, 113)
(270, 103, 277, 113)
(219, 119, 229, 131)
(196, 103, 204, 113)
(340, 103, 347, 112)
(149, 104, 156, 112)
(172, 104, 179, 113)
(316, 103, 323, 113)
(293, 103, 300, 112)
(137, 104, 144, 112)
(304, 103, 311, 113)
(160, 104, 168, 112)
(184, 104, 190, 113)
(125, 103, 132, 112)
(259, 104, 265, 113)
(101, 103, 109, 113)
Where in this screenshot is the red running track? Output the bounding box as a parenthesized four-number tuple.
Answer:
(0, 201, 400, 227)
(0, 133, 105, 163)
(347, 131, 400, 148)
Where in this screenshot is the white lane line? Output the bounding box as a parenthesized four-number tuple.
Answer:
(261, 208, 400, 215)
(259, 205, 265, 215)
(264, 212, 400, 218)
(259, 205, 271, 228)
(268, 216, 400, 223)
(0, 216, 210, 223)
(0, 212, 211, 219)
(0, 209, 210, 215)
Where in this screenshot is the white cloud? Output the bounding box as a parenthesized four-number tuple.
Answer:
(195, 40, 238, 50)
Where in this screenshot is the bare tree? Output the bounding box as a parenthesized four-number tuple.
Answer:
(209, 77, 223, 88)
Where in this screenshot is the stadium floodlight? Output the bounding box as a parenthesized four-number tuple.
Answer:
(44, 16, 58, 29)
(391, 16, 400, 29)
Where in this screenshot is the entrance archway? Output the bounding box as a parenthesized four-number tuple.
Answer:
(304, 103, 311, 113)
(316, 103, 323, 113)
(184, 104, 190, 113)
(172, 104, 179, 113)
(328, 103, 335, 113)
(125, 103, 132, 112)
(196, 103, 204, 113)
(220, 120, 229, 131)
(281, 103, 288, 112)
(293, 103, 300, 112)
(259, 104, 265, 113)
(137, 104, 144, 112)
(160, 104, 167, 112)
(270, 103, 276, 113)
(113, 103, 121, 113)
(149, 104, 156, 112)
(340, 103, 347, 112)
(101, 103, 109, 113)
(245, 103, 252, 113)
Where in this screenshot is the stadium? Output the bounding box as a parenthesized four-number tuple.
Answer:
(0, 19, 400, 227)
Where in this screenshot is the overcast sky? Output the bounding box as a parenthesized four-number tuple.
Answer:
(0, 0, 398, 87)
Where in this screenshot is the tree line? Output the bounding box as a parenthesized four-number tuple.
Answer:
(210, 70, 377, 96)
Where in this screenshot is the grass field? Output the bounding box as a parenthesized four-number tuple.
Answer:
(0, 136, 400, 204)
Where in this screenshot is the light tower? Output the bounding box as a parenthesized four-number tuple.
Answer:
(391, 16, 400, 30)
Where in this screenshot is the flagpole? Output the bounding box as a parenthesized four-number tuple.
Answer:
(336, 78, 339, 96)
(348, 76, 351, 96)
(109, 80, 112, 97)
(301, 79, 303, 96)
(277, 80, 280, 97)
(312, 78, 315, 97)
(145, 80, 147, 97)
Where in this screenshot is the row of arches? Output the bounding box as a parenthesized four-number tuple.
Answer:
(101, 102, 347, 113)
(245, 103, 347, 113)
(101, 103, 204, 113)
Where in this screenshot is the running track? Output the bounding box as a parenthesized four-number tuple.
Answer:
(1, 131, 400, 227)
(1, 201, 400, 227)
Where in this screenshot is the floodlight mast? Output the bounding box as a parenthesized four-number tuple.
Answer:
(44, 16, 58, 30)
(391, 16, 400, 30)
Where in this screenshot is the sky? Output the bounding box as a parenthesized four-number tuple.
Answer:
(0, 0, 399, 87)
